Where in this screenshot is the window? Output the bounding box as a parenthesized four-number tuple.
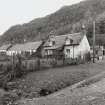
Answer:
(65, 39, 70, 45)
(52, 41, 55, 45)
(48, 50, 53, 55)
(45, 49, 48, 55)
(65, 49, 70, 58)
(70, 39, 73, 44)
(66, 49, 70, 54)
(45, 49, 53, 55)
(65, 37, 73, 45)
(49, 41, 55, 46)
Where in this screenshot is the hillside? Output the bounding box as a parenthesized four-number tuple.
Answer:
(1, 0, 105, 45)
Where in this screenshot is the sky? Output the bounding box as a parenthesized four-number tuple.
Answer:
(0, 0, 84, 35)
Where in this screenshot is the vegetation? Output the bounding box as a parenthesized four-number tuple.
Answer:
(0, 55, 25, 90)
(0, 56, 103, 104)
(1, 0, 105, 45)
(4, 61, 105, 99)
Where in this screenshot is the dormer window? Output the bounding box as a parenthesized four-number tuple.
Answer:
(70, 39, 73, 44)
(52, 41, 55, 45)
(49, 40, 55, 46)
(65, 37, 73, 45)
(65, 37, 70, 45)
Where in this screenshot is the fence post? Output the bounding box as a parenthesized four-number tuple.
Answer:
(37, 57, 40, 70)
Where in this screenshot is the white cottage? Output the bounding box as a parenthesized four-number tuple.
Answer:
(7, 41, 42, 56)
(42, 32, 90, 59)
(0, 44, 12, 55)
(64, 33, 90, 59)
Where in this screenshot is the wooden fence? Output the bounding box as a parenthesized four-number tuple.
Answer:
(0, 52, 91, 72)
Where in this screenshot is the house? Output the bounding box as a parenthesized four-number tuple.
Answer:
(64, 33, 90, 59)
(0, 44, 12, 55)
(42, 32, 90, 60)
(42, 35, 64, 59)
(7, 41, 43, 57)
(90, 45, 104, 60)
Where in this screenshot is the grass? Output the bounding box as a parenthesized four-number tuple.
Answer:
(8, 60, 105, 98)
(76, 71, 105, 88)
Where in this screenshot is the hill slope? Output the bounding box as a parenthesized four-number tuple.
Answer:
(1, 0, 105, 45)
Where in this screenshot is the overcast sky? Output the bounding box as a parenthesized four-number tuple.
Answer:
(0, 0, 84, 35)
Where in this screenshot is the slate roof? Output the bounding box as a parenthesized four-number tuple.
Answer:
(90, 45, 104, 51)
(96, 34, 105, 38)
(43, 32, 84, 49)
(44, 46, 62, 50)
(9, 41, 42, 52)
(0, 44, 12, 51)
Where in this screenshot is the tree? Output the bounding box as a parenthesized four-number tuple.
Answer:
(98, 19, 105, 34)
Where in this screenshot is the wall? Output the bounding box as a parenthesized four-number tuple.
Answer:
(78, 35, 90, 57)
(64, 35, 90, 59)
(6, 51, 22, 56)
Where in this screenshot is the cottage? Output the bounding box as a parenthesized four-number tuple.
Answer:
(0, 44, 12, 55)
(7, 41, 43, 57)
(64, 33, 90, 59)
(42, 35, 64, 59)
(42, 32, 90, 60)
(90, 45, 104, 60)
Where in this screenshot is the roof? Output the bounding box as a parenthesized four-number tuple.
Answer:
(0, 44, 12, 51)
(90, 45, 104, 51)
(95, 34, 105, 42)
(43, 32, 84, 49)
(96, 34, 105, 39)
(9, 41, 42, 52)
(44, 46, 62, 50)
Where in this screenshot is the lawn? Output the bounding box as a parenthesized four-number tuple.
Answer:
(8, 60, 105, 98)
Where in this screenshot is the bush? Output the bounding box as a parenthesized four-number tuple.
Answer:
(0, 55, 25, 92)
(64, 58, 80, 65)
(39, 88, 52, 96)
(0, 93, 18, 105)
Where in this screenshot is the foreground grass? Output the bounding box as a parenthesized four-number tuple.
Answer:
(7, 60, 105, 99)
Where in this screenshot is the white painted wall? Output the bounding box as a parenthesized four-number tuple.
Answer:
(6, 50, 35, 56)
(64, 35, 90, 59)
(0, 50, 7, 53)
(78, 35, 90, 57)
(6, 50, 22, 56)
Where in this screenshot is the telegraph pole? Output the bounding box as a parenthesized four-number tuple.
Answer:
(93, 21, 96, 63)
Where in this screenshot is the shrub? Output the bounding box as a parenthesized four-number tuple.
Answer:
(64, 58, 80, 65)
(0, 93, 18, 105)
(39, 88, 52, 96)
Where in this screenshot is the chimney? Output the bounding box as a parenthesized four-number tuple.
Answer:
(49, 30, 56, 38)
(24, 39, 26, 43)
(81, 24, 86, 35)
